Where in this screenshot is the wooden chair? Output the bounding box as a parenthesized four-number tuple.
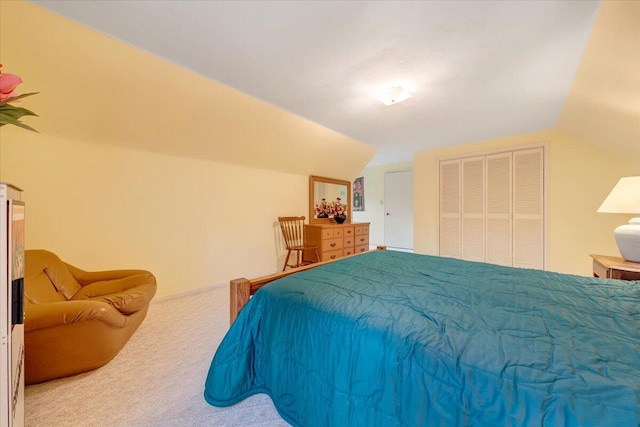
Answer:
(278, 216, 320, 271)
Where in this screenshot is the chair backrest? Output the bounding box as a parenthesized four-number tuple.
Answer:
(24, 250, 81, 304)
(278, 216, 306, 249)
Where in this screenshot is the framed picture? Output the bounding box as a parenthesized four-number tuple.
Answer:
(353, 177, 364, 212)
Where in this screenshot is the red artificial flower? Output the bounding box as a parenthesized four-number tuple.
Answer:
(0, 64, 23, 102)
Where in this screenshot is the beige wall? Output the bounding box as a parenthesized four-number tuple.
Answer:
(1, 131, 310, 295)
(353, 161, 413, 247)
(0, 2, 375, 180)
(414, 129, 635, 276)
(558, 0, 640, 171)
(0, 1, 375, 297)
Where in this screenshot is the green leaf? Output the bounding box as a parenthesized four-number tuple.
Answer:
(0, 105, 38, 119)
(9, 120, 38, 132)
(0, 112, 23, 125)
(0, 112, 39, 132)
(0, 92, 39, 106)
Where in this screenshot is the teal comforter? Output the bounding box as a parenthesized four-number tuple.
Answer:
(204, 251, 640, 426)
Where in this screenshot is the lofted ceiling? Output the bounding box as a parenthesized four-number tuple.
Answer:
(31, 0, 601, 167)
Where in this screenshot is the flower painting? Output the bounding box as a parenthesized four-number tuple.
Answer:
(315, 197, 347, 221)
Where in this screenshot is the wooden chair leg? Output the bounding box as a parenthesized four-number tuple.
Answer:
(283, 250, 292, 271)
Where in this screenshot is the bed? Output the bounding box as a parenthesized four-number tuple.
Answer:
(204, 250, 640, 426)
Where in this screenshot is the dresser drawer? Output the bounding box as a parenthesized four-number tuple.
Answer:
(344, 236, 354, 247)
(355, 225, 369, 235)
(343, 247, 355, 257)
(323, 237, 343, 251)
(343, 226, 355, 237)
(355, 234, 369, 246)
(322, 228, 335, 239)
(355, 244, 369, 254)
(323, 249, 343, 261)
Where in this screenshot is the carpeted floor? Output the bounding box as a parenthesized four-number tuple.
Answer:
(24, 286, 290, 427)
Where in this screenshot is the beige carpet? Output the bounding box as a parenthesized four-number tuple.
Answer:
(24, 286, 290, 427)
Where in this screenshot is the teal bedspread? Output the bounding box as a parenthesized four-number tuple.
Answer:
(204, 251, 640, 426)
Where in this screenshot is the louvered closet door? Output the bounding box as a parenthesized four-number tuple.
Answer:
(439, 160, 461, 258)
(513, 148, 544, 269)
(439, 146, 545, 269)
(462, 157, 485, 261)
(486, 153, 512, 266)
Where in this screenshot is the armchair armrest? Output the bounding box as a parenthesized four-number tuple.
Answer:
(65, 262, 155, 286)
(25, 300, 126, 332)
(73, 281, 157, 314)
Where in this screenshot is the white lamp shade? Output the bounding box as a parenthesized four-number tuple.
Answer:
(597, 176, 640, 214)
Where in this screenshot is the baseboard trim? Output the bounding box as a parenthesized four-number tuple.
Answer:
(152, 282, 227, 303)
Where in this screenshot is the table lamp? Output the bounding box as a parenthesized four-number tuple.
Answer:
(597, 176, 640, 262)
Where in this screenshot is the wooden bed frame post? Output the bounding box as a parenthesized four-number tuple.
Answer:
(230, 278, 250, 324)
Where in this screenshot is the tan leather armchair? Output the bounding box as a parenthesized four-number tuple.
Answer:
(24, 250, 157, 384)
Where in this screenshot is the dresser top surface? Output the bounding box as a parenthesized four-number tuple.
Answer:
(307, 222, 369, 228)
(590, 254, 640, 272)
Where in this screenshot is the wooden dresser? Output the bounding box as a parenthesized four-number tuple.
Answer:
(305, 223, 370, 262)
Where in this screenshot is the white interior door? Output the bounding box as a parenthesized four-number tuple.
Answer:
(384, 170, 414, 250)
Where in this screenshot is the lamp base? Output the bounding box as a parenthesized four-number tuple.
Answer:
(614, 218, 640, 263)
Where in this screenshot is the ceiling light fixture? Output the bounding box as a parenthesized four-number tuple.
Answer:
(377, 86, 412, 106)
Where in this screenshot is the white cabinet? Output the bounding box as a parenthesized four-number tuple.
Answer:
(1, 183, 25, 427)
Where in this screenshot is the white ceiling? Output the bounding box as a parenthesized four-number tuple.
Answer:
(32, 0, 601, 167)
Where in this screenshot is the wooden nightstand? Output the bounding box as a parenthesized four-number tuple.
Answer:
(590, 254, 640, 281)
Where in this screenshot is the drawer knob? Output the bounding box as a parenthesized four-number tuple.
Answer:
(330, 243, 336, 247)
(330, 255, 336, 259)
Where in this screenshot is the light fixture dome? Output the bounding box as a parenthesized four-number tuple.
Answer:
(377, 86, 412, 106)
